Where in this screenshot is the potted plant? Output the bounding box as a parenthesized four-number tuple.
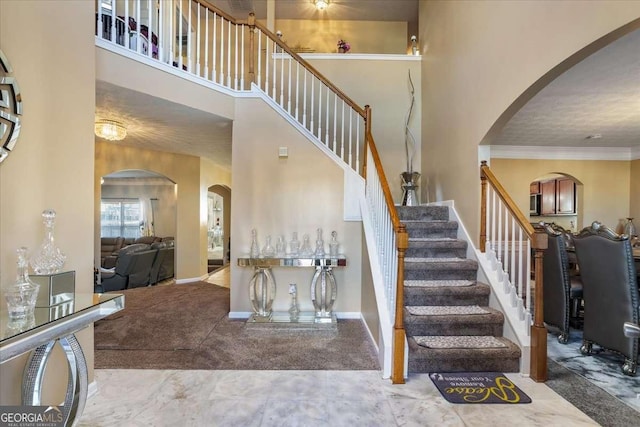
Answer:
(337, 39, 350, 53)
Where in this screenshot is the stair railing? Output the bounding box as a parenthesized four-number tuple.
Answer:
(95, 0, 406, 381)
(480, 161, 548, 382)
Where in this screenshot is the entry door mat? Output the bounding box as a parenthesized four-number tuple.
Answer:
(430, 372, 532, 404)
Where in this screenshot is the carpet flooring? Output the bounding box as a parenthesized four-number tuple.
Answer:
(94, 282, 379, 370)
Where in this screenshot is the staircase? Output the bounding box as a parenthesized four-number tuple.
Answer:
(398, 205, 521, 373)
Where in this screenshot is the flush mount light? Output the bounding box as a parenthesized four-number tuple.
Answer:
(315, 0, 329, 10)
(95, 119, 127, 141)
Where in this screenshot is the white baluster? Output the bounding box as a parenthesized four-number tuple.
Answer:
(526, 238, 532, 316)
(219, 16, 225, 85)
(234, 24, 238, 89)
(204, 8, 208, 79)
(212, 13, 217, 83)
(497, 200, 502, 264)
(517, 226, 523, 298)
(177, 0, 182, 68)
(272, 39, 276, 100)
(240, 25, 245, 90)
(287, 54, 292, 113)
(355, 116, 360, 171)
(110, 2, 115, 43)
(279, 45, 284, 107)
(302, 69, 307, 127)
(137, 0, 142, 54)
(227, 20, 231, 87)
(196, 3, 201, 75)
(294, 62, 299, 120)
(332, 94, 337, 153)
(147, 0, 152, 59)
(510, 217, 516, 292)
(348, 110, 353, 168)
(187, 0, 192, 71)
(325, 87, 330, 144)
(125, 1, 130, 49)
(158, 0, 164, 63)
(317, 83, 322, 139)
(341, 101, 345, 160)
(257, 30, 261, 90)
(310, 77, 314, 133)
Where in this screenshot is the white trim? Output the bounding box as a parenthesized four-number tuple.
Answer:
(87, 381, 98, 399)
(489, 145, 635, 161)
(335, 312, 361, 319)
(175, 276, 206, 284)
(229, 311, 252, 319)
(228, 311, 361, 320)
(96, 39, 241, 97)
(299, 53, 421, 61)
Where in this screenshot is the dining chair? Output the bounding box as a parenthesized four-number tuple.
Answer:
(541, 224, 583, 343)
(573, 221, 639, 375)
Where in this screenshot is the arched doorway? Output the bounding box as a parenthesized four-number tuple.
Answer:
(207, 184, 231, 271)
(529, 172, 583, 232)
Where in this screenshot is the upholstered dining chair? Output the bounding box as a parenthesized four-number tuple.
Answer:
(541, 224, 583, 343)
(573, 221, 639, 376)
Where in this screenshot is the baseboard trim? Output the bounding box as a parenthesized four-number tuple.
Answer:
(229, 311, 362, 320)
(175, 276, 205, 284)
(87, 380, 98, 399)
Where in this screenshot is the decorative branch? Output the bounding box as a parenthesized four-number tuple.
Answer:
(404, 69, 417, 173)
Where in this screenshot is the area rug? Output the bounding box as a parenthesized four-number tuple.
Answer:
(429, 372, 532, 404)
(94, 282, 379, 370)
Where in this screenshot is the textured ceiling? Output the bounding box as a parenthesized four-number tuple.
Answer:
(492, 28, 640, 148)
(95, 81, 232, 170)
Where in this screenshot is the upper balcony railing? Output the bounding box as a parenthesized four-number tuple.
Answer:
(95, 0, 407, 382)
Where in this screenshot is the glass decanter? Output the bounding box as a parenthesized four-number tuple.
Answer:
(262, 235, 276, 257)
(275, 235, 286, 257)
(329, 230, 340, 257)
(288, 283, 300, 320)
(250, 229, 260, 258)
(5, 247, 40, 320)
(300, 234, 313, 257)
(624, 218, 637, 238)
(30, 209, 66, 274)
(314, 228, 325, 257)
(289, 232, 300, 256)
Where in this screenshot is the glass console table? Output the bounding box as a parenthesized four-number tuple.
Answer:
(237, 256, 346, 324)
(0, 293, 124, 426)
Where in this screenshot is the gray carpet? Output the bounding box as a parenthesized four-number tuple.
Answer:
(94, 282, 380, 370)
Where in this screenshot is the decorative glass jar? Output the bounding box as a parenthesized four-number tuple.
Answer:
(30, 209, 66, 274)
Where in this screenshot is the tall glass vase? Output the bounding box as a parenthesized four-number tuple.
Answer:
(624, 218, 637, 238)
(30, 209, 66, 274)
(401, 171, 421, 206)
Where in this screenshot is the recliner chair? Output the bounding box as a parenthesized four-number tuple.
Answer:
(573, 221, 639, 375)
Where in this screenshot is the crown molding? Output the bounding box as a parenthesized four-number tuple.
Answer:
(489, 145, 639, 161)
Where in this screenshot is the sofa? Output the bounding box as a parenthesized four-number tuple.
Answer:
(101, 236, 165, 268)
(149, 240, 175, 285)
(97, 243, 158, 292)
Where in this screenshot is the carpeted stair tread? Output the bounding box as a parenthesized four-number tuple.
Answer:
(413, 335, 504, 348)
(407, 336, 520, 373)
(406, 239, 467, 259)
(404, 279, 475, 287)
(406, 305, 489, 316)
(397, 205, 449, 221)
(404, 281, 490, 306)
(404, 306, 504, 337)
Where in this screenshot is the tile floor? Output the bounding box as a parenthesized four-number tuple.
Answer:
(77, 370, 598, 426)
(81, 270, 600, 426)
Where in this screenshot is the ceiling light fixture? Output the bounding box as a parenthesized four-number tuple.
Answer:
(314, 0, 329, 11)
(95, 119, 127, 141)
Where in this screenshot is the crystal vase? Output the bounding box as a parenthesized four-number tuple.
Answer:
(624, 218, 637, 238)
(250, 229, 260, 258)
(401, 171, 421, 206)
(30, 209, 66, 274)
(5, 247, 40, 320)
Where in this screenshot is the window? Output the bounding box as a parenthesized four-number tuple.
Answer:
(101, 199, 142, 238)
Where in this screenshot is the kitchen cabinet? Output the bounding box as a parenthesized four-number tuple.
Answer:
(538, 178, 575, 215)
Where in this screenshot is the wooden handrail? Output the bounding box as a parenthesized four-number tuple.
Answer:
(365, 107, 407, 384)
(479, 160, 548, 382)
(252, 17, 366, 118)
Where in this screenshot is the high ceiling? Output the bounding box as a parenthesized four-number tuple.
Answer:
(95, 3, 640, 171)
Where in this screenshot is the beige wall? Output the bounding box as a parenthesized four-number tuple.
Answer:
(0, 0, 95, 404)
(419, 1, 640, 244)
(230, 98, 362, 314)
(274, 19, 408, 54)
(631, 160, 640, 222)
(307, 58, 422, 202)
(360, 235, 379, 347)
(491, 159, 631, 232)
(95, 141, 230, 280)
